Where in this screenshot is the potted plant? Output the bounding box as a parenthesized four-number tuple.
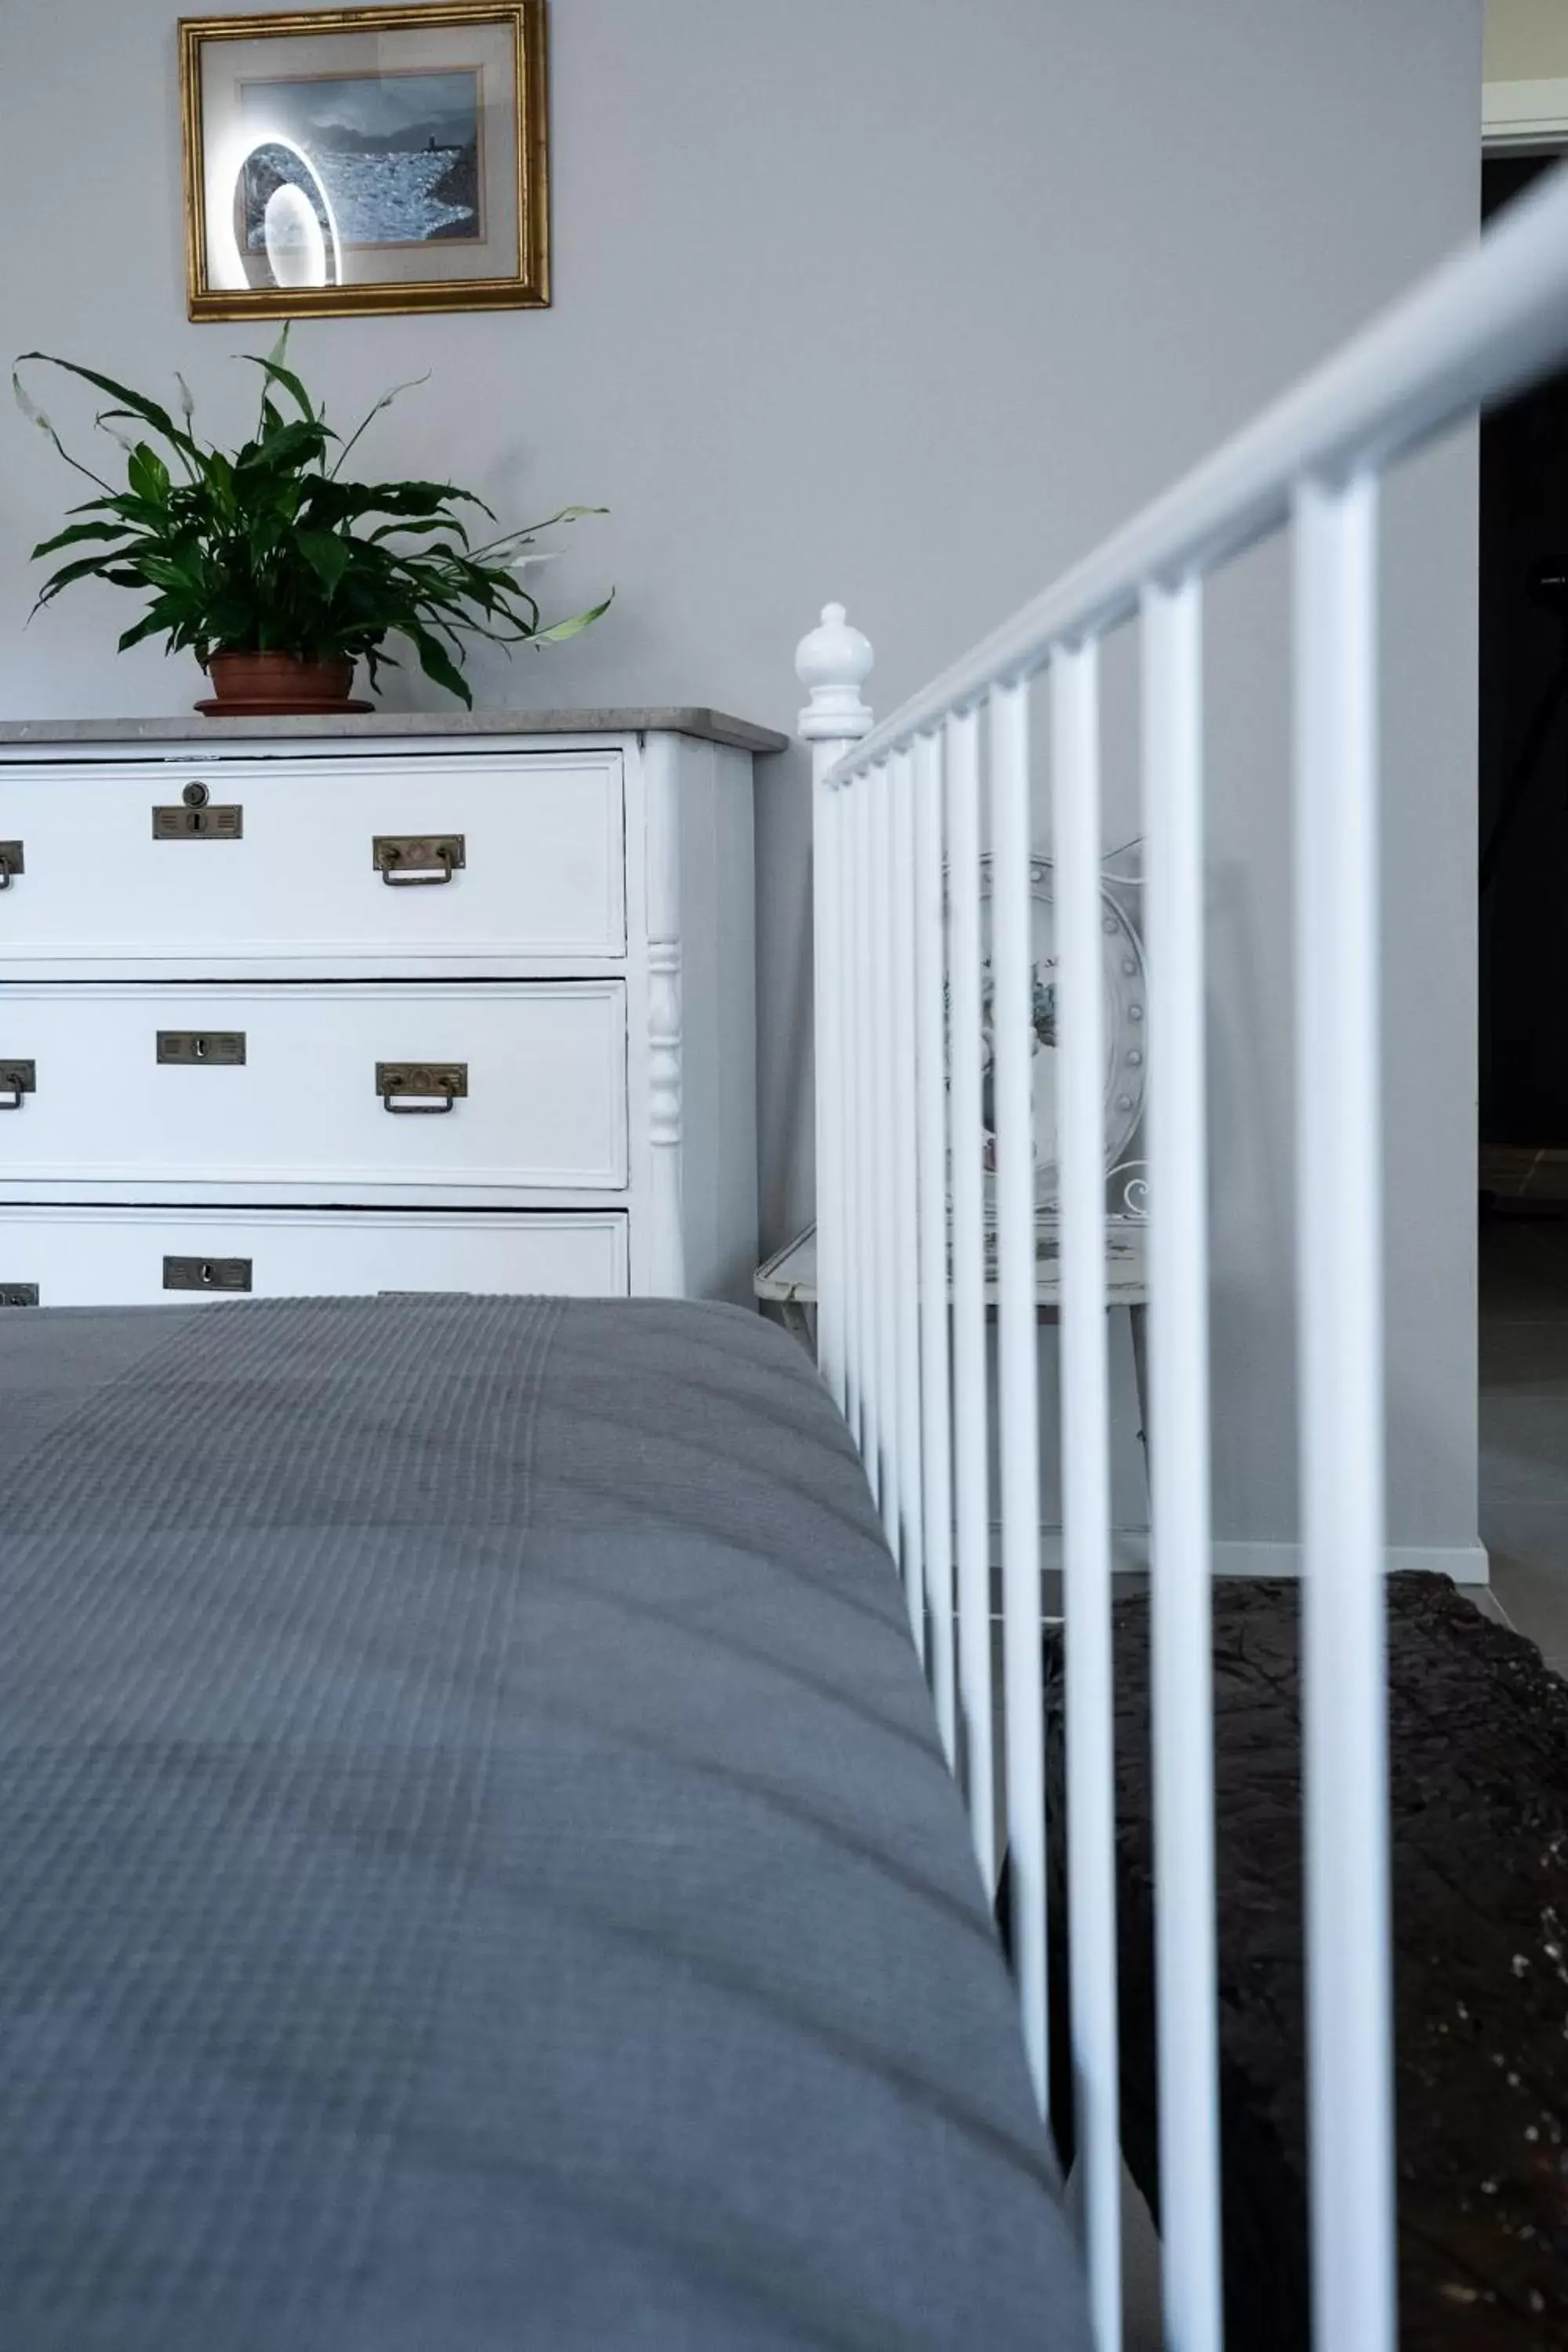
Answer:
(13, 330, 609, 714)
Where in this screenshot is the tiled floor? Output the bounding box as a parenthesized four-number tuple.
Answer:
(1478, 1214, 1568, 1668)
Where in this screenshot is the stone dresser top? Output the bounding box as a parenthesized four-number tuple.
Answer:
(0, 708, 789, 756)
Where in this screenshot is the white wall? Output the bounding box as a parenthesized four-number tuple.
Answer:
(0, 0, 1483, 1568)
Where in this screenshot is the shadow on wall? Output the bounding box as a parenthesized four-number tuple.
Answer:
(757, 779, 815, 1249)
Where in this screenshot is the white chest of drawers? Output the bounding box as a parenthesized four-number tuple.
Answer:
(0, 708, 782, 1309)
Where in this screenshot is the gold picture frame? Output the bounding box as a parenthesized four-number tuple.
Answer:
(179, 3, 549, 321)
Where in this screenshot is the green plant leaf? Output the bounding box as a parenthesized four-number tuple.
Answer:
(32, 546, 147, 604)
(361, 479, 494, 520)
(16, 352, 201, 462)
(22, 335, 609, 685)
(239, 350, 318, 422)
(532, 592, 616, 643)
(234, 417, 329, 476)
(30, 518, 137, 560)
(405, 623, 473, 706)
(12, 370, 118, 495)
(126, 443, 170, 504)
(368, 514, 472, 548)
(62, 490, 169, 526)
(117, 597, 184, 653)
(505, 503, 608, 538)
(297, 530, 350, 595)
(140, 537, 202, 579)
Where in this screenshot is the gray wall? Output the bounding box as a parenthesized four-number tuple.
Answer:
(0, 0, 1483, 1565)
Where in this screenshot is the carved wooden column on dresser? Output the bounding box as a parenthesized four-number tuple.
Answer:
(0, 708, 782, 1308)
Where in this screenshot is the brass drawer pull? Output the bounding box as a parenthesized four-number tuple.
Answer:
(374, 834, 465, 887)
(0, 841, 23, 888)
(152, 804, 243, 840)
(376, 1060, 468, 1115)
(0, 1283, 38, 1307)
(0, 1058, 36, 1111)
(163, 1255, 252, 1293)
(157, 1031, 247, 1066)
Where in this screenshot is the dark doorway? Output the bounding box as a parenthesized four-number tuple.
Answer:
(1480, 154, 1568, 1159)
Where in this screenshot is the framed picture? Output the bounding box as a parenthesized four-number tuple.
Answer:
(179, 4, 548, 321)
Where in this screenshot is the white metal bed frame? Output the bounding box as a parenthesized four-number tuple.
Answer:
(795, 162, 1568, 2352)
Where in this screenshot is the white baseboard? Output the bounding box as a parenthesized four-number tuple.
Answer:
(1021, 1531, 1491, 1585)
(1484, 74, 1568, 154)
(1210, 1538, 1490, 1586)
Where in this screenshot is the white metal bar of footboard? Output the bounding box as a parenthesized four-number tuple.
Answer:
(852, 770, 880, 1497)
(811, 750, 847, 1415)
(992, 680, 1049, 2112)
(1294, 471, 1395, 2352)
(869, 760, 902, 1557)
(837, 801, 862, 1442)
(844, 796, 867, 1449)
(891, 748, 927, 1653)
(800, 158, 1568, 2352)
(946, 706, 997, 1883)
(1054, 639, 1123, 2349)
(1142, 575, 1224, 2352)
(913, 727, 957, 1762)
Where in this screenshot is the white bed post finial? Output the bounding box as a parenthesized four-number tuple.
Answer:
(796, 602, 874, 746)
(797, 603, 873, 1420)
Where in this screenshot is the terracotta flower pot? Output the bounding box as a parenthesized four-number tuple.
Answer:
(196, 651, 372, 717)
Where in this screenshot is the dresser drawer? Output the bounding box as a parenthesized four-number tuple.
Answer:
(0, 1207, 629, 1305)
(0, 982, 627, 1198)
(0, 752, 626, 975)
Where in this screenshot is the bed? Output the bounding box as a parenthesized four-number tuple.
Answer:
(13, 165, 1568, 2352)
(0, 1293, 1089, 2350)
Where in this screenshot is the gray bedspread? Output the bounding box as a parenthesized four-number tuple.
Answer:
(0, 1294, 1088, 2350)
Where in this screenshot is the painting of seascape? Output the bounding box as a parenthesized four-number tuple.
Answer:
(238, 69, 484, 249)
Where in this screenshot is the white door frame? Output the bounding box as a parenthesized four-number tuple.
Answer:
(1485, 76, 1568, 154)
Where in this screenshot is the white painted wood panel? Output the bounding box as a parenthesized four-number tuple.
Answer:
(637, 732, 687, 1294)
(0, 1206, 629, 1305)
(677, 739, 720, 1298)
(0, 753, 626, 974)
(0, 982, 628, 1196)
